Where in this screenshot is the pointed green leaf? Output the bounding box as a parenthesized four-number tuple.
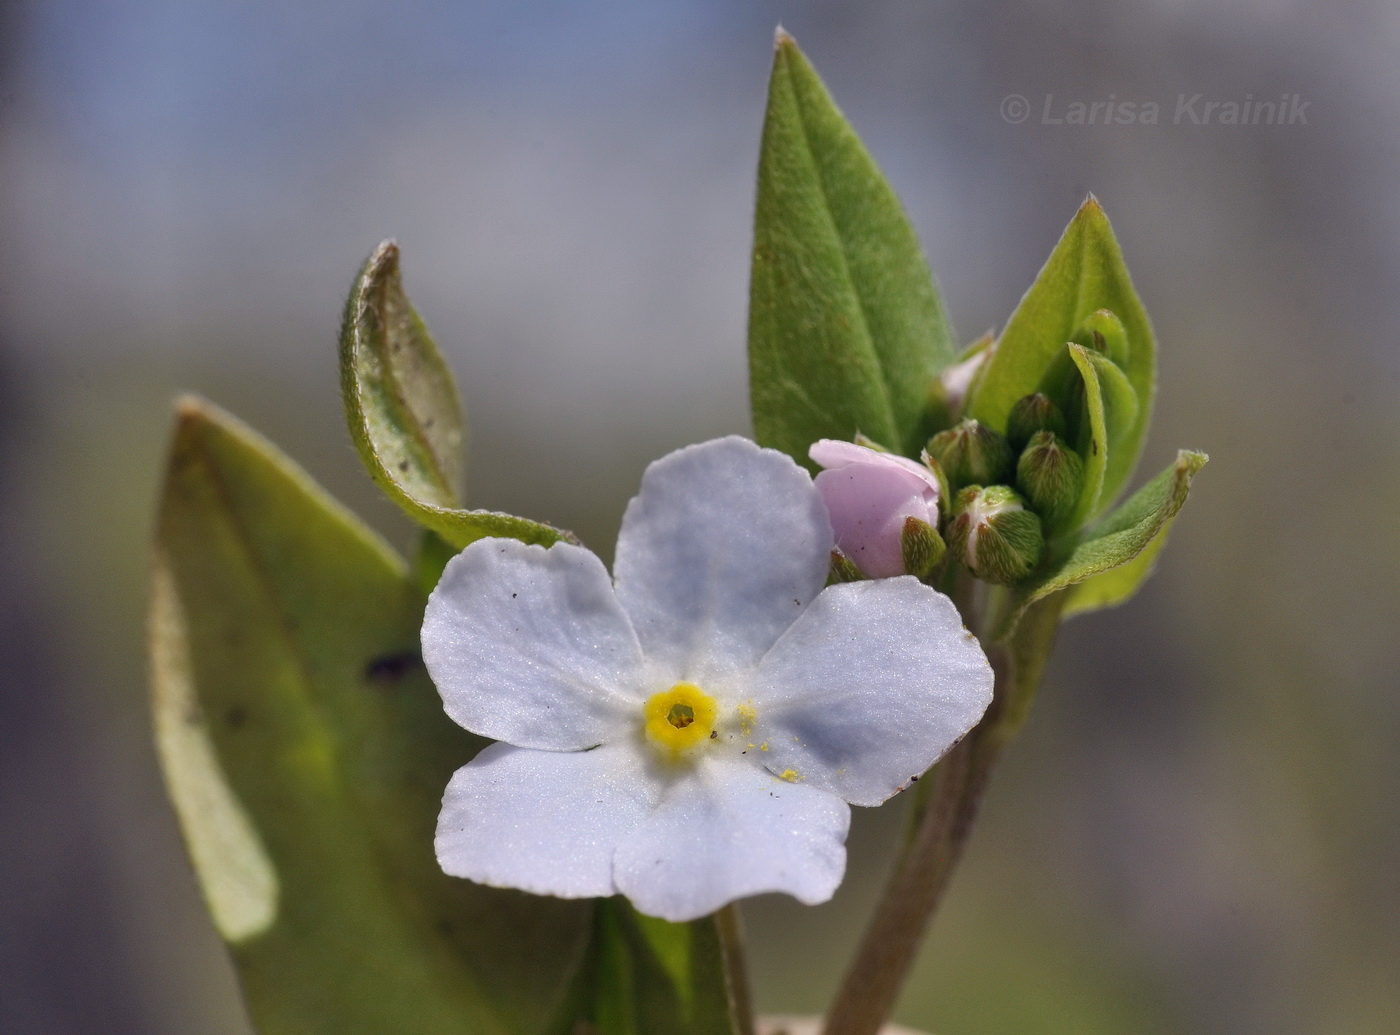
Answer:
(341, 241, 572, 549)
(968, 199, 1154, 505)
(748, 32, 956, 465)
(1064, 344, 1139, 530)
(989, 449, 1207, 640)
(151, 397, 591, 1035)
(1060, 522, 1172, 618)
(584, 900, 741, 1035)
(340, 239, 465, 507)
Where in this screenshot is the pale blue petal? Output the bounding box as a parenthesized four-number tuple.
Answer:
(750, 579, 993, 807)
(436, 741, 658, 899)
(613, 437, 832, 686)
(613, 756, 849, 922)
(423, 539, 646, 750)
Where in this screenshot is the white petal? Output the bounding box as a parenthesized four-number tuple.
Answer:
(613, 437, 832, 684)
(423, 539, 646, 750)
(613, 756, 850, 922)
(750, 579, 993, 807)
(436, 741, 659, 899)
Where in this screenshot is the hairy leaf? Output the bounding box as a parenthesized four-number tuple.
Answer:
(990, 449, 1207, 640)
(748, 32, 955, 465)
(341, 241, 571, 549)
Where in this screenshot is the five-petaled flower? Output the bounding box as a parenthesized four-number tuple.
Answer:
(810, 439, 943, 579)
(422, 436, 992, 922)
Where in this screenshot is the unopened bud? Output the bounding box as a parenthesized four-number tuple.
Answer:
(926, 419, 1013, 490)
(1016, 431, 1084, 528)
(1072, 309, 1129, 366)
(1006, 392, 1067, 451)
(900, 516, 946, 580)
(946, 485, 1044, 584)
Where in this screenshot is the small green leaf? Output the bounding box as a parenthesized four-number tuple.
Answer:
(1064, 343, 1139, 530)
(968, 199, 1155, 505)
(1060, 524, 1172, 618)
(340, 239, 465, 508)
(584, 900, 741, 1035)
(989, 449, 1207, 640)
(748, 31, 956, 465)
(151, 397, 591, 1035)
(341, 241, 571, 549)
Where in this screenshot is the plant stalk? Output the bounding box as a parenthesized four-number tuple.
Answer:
(821, 591, 1065, 1035)
(717, 903, 757, 1035)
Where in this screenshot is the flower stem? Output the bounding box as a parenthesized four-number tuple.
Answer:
(820, 595, 1064, 1035)
(819, 723, 1000, 1035)
(717, 903, 757, 1035)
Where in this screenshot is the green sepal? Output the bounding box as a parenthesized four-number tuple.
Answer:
(988, 449, 1208, 640)
(1064, 343, 1139, 530)
(341, 241, 573, 549)
(901, 515, 946, 580)
(748, 31, 955, 465)
(150, 397, 591, 1035)
(582, 900, 741, 1035)
(967, 198, 1155, 504)
(827, 549, 866, 584)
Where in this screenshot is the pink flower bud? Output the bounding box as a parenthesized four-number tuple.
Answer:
(808, 439, 942, 578)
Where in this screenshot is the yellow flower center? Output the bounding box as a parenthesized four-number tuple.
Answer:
(643, 682, 718, 758)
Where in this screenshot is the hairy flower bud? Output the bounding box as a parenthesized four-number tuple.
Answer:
(1005, 393, 1067, 451)
(1016, 431, 1084, 528)
(926, 419, 1014, 490)
(946, 485, 1044, 584)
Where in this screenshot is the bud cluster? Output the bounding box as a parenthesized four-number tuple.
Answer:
(810, 324, 1124, 584)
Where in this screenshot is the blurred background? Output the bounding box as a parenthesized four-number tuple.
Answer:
(2, 1, 1397, 1032)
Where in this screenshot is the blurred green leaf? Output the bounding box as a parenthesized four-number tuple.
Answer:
(585, 900, 741, 1035)
(414, 528, 460, 597)
(748, 31, 955, 465)
(341, 241, 571, 549)
(1064, 344, 1139, 531)
(968, 199, 1155, 506)
(151, 397, 591, 1035)
(989, 449, 1207, 640)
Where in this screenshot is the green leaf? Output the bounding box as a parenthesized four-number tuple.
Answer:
(968, 198, 1155, 506)
(1064, 344, 1139, 530)
(584, 900, 741, 1035)
(989, 449, 1207, 640)
(341, 241, 572, 549)
(1060, 523, 1172, 618)
(748, 31, 956, 465)
(151, 397, 591, 1035)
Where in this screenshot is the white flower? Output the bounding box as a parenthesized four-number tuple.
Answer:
(422, 436, 993, 922)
